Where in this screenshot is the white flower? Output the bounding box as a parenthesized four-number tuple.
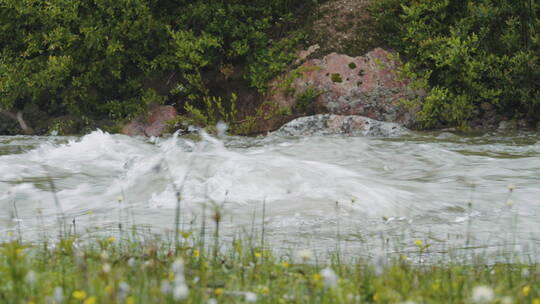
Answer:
(501, 296, 513, 304)
(296, 249, 313, 261)
(245, 292, 257, 302)
(171, 258, 184, 274)
(373, 250, 387, 276)
(53, 286, 64, 303)
(207, 298, 218, 304)
(102, 263, 111, 273)
(173, 284, 189, 300)
(25, 270, 36, 284)
(127, 258, 136, 267)
(320, 267, 338, 288)
(160, 280, 171, 294)
(507, 184, 515, 191)
(118, 281, 130, 298)
(472, 285, 494, 303)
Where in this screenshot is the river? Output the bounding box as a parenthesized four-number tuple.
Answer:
(1, 130, 539, 260)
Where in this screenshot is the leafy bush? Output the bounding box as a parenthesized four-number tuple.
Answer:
(371, 0, 540, 129)
(0, 0, 312, 133)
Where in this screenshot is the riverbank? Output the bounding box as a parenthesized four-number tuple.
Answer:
(2, 233, 539, 304)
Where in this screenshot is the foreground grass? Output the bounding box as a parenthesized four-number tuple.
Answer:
(0, 234, 539, 304)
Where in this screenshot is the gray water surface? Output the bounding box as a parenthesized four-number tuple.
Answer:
(1, 130, 539, 259)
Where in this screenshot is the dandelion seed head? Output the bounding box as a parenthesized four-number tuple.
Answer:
(296, 249, 313, 261)
(25, 270, 36, 284)
(173, 284, 189, 300)
(320, 267, 338, 288)
(127, 258, 136, 267)
(54, 286, 64, 303)
(472, 285, 494, 303)
(160, 280, 171, 294)
(245, 292, 257, 302)
(102, 263, 111, 273)
(501, 296, 513, 304)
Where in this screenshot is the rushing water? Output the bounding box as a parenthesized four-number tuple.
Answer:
(1, 130, 539, 259)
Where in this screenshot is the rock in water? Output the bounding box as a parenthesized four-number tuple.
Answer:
(275, 114, 409, 137)
(122, 105, 177, 137)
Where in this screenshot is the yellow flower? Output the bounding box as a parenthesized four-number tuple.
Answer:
(373, 293, 380, 302)
(107, 236, 116, 243)
(414, 240, 424, 248)
(260, 287, 270, 295)
(126, 297, 135, 304)
(215, 288, 224, 296)
(83, 297, 96, 304)
(281, 261, 290, 268)
(312, 273, 321, 281)
(255, 252, 262, 259)
(192, 250, 200, 258)
(523, 285, 532, 297)
(105, 285, 114, 294)
(72, 290, 87, 300)
(533, 298, 540, 304)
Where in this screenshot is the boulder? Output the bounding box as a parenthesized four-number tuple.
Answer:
(275, 114, 409, 137)
(122, 105, 176, 137)
(265, 48, 423, 131)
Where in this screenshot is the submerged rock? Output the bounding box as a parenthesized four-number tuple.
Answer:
(275, 114, 409, 137)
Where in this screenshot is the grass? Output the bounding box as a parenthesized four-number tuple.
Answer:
(0, 227, 539, 304)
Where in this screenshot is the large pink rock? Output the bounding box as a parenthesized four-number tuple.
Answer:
(267, 48, 423, 128)
(122, 105, 177, 137)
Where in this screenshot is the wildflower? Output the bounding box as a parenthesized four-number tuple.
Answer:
(472, 285, 494, 303)
(373, 250, 387, 276)
(173, 285, 189, 301)
(118, 282, 130, 300)
(126, 297, 135, 304)
(54, 287, 64, 303)
(320, 267, 338, 288)
(501, 296, 513, 304)
(533, 299, 540, 304)
(83, 297, 96, 304)
(192, 249, 200, 258)
(312, 273, 321, 282)
(208, 299, 218, 304)
(25, 270, 36, 285)
(281, 261, 290, 268)
(127, 258, 136, 267)
(245, 292, 257, 303)
(215, 288, 224, 296)
(506, 200, 514, 207)
(72, 290, 87, 300)
(296, 249, 313, 261)
(523, 285, 531, 297)
(507, 184, 515, 192)
(102, 263, 111, 273)
(160, 281, 171, 294)
(414, 240, 424, 248)
(107, 236, 116, 243)
(254, 252, 262, 259)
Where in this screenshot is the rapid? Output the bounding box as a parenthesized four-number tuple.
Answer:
(1, 130, 539, 259)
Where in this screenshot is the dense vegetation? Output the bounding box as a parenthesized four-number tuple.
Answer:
(371, 0, 540, 129)
(1, 0, 539, 134)
(0, 0, 312, 134)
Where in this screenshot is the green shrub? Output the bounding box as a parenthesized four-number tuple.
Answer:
(0, 0, 313, 133)
(371, 0, 540, 128)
